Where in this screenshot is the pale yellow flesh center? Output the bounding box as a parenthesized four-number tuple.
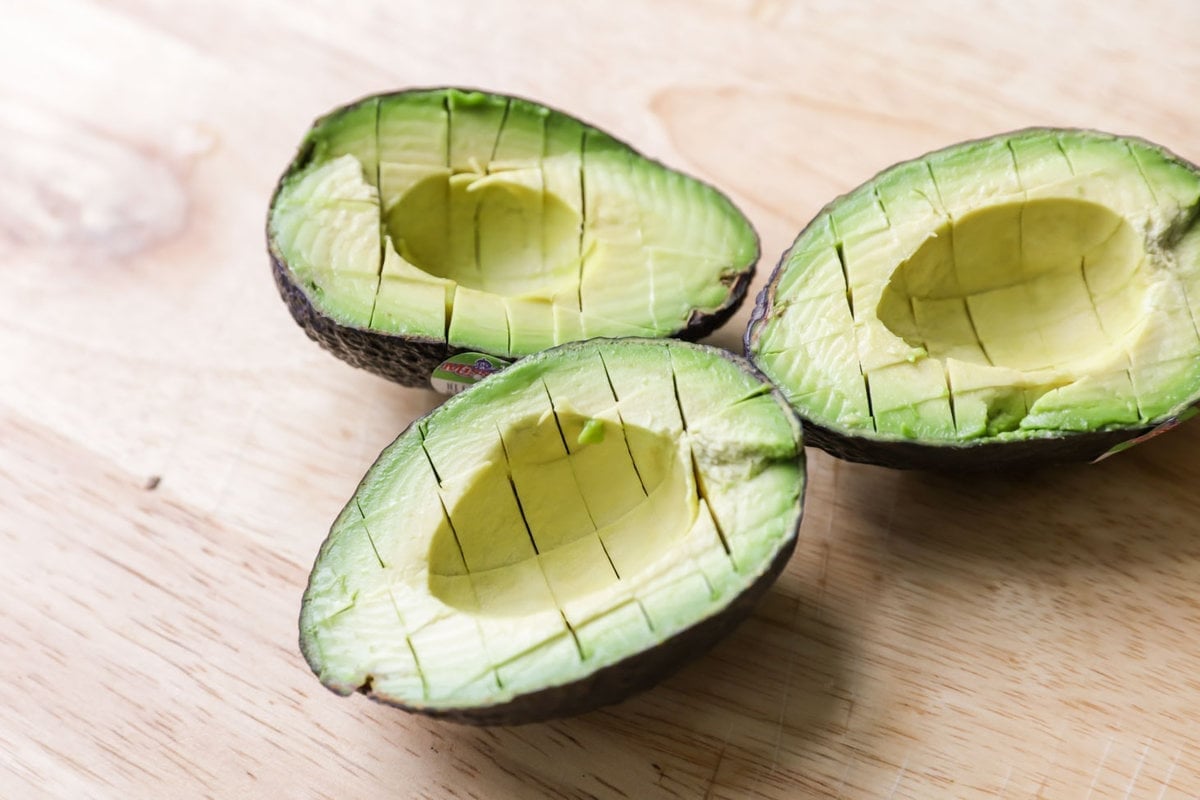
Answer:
(877, 198, 1148, 373)
(388, 171, 582, 299)
(427, 410, 692, 618)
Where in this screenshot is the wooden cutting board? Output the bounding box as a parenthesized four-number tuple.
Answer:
(6, 1, 1200, 797)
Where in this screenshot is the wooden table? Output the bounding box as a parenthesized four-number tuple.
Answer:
(6, 1, 1200, 796)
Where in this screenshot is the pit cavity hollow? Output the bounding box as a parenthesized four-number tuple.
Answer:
(386, 171, 582, 298)
(427, 410, 694, 617)
(876, 198, 1150, 373)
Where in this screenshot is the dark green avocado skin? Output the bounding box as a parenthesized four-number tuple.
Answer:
(269, 244, 457, 387)
(798, 419, 1150, 471)
(267, 88, 758, 389)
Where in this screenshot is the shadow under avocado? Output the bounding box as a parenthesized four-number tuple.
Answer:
(432, 582, 854, 799)
(843, 416, 1200, 568)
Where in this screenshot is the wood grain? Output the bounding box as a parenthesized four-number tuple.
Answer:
(5, 0, 1200, 797)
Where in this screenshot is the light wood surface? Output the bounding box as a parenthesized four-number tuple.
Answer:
(6, 1, 1200, 797)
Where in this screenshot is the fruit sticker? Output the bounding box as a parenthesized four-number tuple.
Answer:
(430, 353, 512, 395)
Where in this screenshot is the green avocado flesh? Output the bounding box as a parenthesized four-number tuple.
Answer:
(748, 128, 1200, 447)
(299, 339, 804, 722)
(269, 90, 758, 357)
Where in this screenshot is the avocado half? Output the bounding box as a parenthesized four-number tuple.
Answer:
(299, 338, 805, 724)
(746, 128, 1200, 469)
(268, 89, 759, 387)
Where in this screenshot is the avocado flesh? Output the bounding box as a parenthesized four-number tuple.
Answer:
(299, 339, 804, 723)
(269, 89, 758, 367)
(748, 129, 1200, 461)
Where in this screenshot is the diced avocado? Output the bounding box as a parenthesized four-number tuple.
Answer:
(268, 89, 759, 387)
(746, 128, 1200, 468)
(446, 286, 510, 354)
(369, 236, 452, 337)
(298, 339, 805, 724)
(490, 97, 549, 171)
(371, 274, 446, 337)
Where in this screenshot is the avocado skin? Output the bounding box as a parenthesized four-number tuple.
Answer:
(349, 527, 796, 725)
(267, 88, 759, 388)
(269, 243, 456, 387)
(680, 265, 756, 342)
(745, 127, 1200, 470)
(296, 341, 805, 723)
(799, 419, 1151, 471)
